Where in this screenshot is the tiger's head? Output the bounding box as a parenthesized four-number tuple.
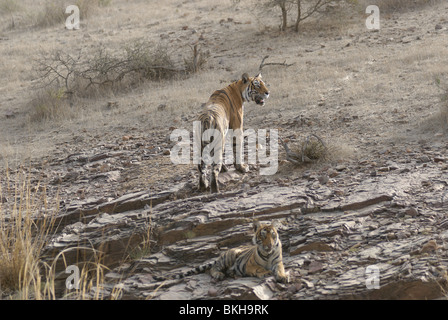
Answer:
(241, 73, 270, 106)
(252, 221, 280, 255)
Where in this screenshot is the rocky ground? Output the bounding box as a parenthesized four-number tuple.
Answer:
(32, 130, 448, 300)
(1, 0, 448, 300)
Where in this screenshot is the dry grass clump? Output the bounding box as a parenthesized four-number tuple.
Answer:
(282, 134, 329, 164)
(0, 0, 22, 15)
(28, 88, 73, 123)
(0, 170, 57, 299)
(0, 169, 126, 299)
(301, 136, 329, 161)
(33, 0, 111, 29)
(282, 134, 355, 166)
(431, 77, 448, 131)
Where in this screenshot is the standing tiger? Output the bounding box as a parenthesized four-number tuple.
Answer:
(197, 73, 270, 193)
(154, 221, 288, 283)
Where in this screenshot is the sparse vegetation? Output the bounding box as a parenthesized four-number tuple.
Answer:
(31, 40, 207, 121)
(34, 41, 179, 94)
(0, 0, 22, 15)
(433, 76, 448, 130)
(238, 0, 348, 32)
(0, 170, 57, 299)
(281, 134, 353, 166)
(33, 0, 111, 29)
(1, 0, 448, 301)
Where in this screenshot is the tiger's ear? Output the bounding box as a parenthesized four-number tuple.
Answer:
(255, 73, 262, 79)
(253, 220, 261, 232)
(242, 73, 249, 84)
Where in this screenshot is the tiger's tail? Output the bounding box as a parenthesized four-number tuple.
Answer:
(153, 261, 217, 282)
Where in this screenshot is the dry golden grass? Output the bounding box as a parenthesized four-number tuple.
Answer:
(0, 169, 57, 299)
(0, 0, 22, 15)
(0, 170, 127, 299)
(33, 0, 111, 29)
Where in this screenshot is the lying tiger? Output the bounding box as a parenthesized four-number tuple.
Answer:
(154, 221, 288, 283)
(197, 73, 270, 193)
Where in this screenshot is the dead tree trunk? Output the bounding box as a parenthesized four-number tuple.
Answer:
(280, 1, 288, 31)
(294, 0, 302, 32)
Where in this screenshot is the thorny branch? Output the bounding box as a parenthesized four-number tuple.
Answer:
(259, 55, 295, 72)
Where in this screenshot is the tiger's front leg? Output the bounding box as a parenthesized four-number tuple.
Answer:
(210, 135, 225, 193)
(198, 161, 208, 192)
(271, 261, 288, 283)
(210, 163, 222, 193)
(245, 264, 271, 279)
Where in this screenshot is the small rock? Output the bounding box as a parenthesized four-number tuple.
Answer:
(318, 175, 329, 185)
(5, 111, 15, 119)
(328, 169, 338, 178)
(301, 279, 314, 289)
(387, 233, 397, 240)
(208, 287, 218, 297)
(308, 261, 324, 274)
(386, 161, 399, 170)
(421, 180, 431, 187)
(288, 282, 303, 293)
(435, 24, 443, 30)
(405, 207, 418, 217)
(163, 149, 171, 155)
(420, 240, 438, 253)
(418, 155, 431, 163)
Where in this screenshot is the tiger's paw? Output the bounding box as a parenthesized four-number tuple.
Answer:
(234, 163, 249, 173)
(275, 272, 289, 284)
(211, 271, 225, 281)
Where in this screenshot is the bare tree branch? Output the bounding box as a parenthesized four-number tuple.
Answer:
(259, 55, 295, 72)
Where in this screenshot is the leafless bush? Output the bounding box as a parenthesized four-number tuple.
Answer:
(241, 0, 347, 32)
(184, 44, 209, 74)
(32, 40, 206, 121)
(34, 41, 192, 96)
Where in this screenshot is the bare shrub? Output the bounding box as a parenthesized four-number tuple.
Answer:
(184, 44, 209, 74)
(243, 0, 347, 32)
(34, 41, 186, 95)
(32, 40, 206, 121)
(281, 134, 355, 165)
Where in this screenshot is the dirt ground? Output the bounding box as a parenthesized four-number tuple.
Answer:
(1, 0, 447, 177)
(1, 0, 448, 300)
